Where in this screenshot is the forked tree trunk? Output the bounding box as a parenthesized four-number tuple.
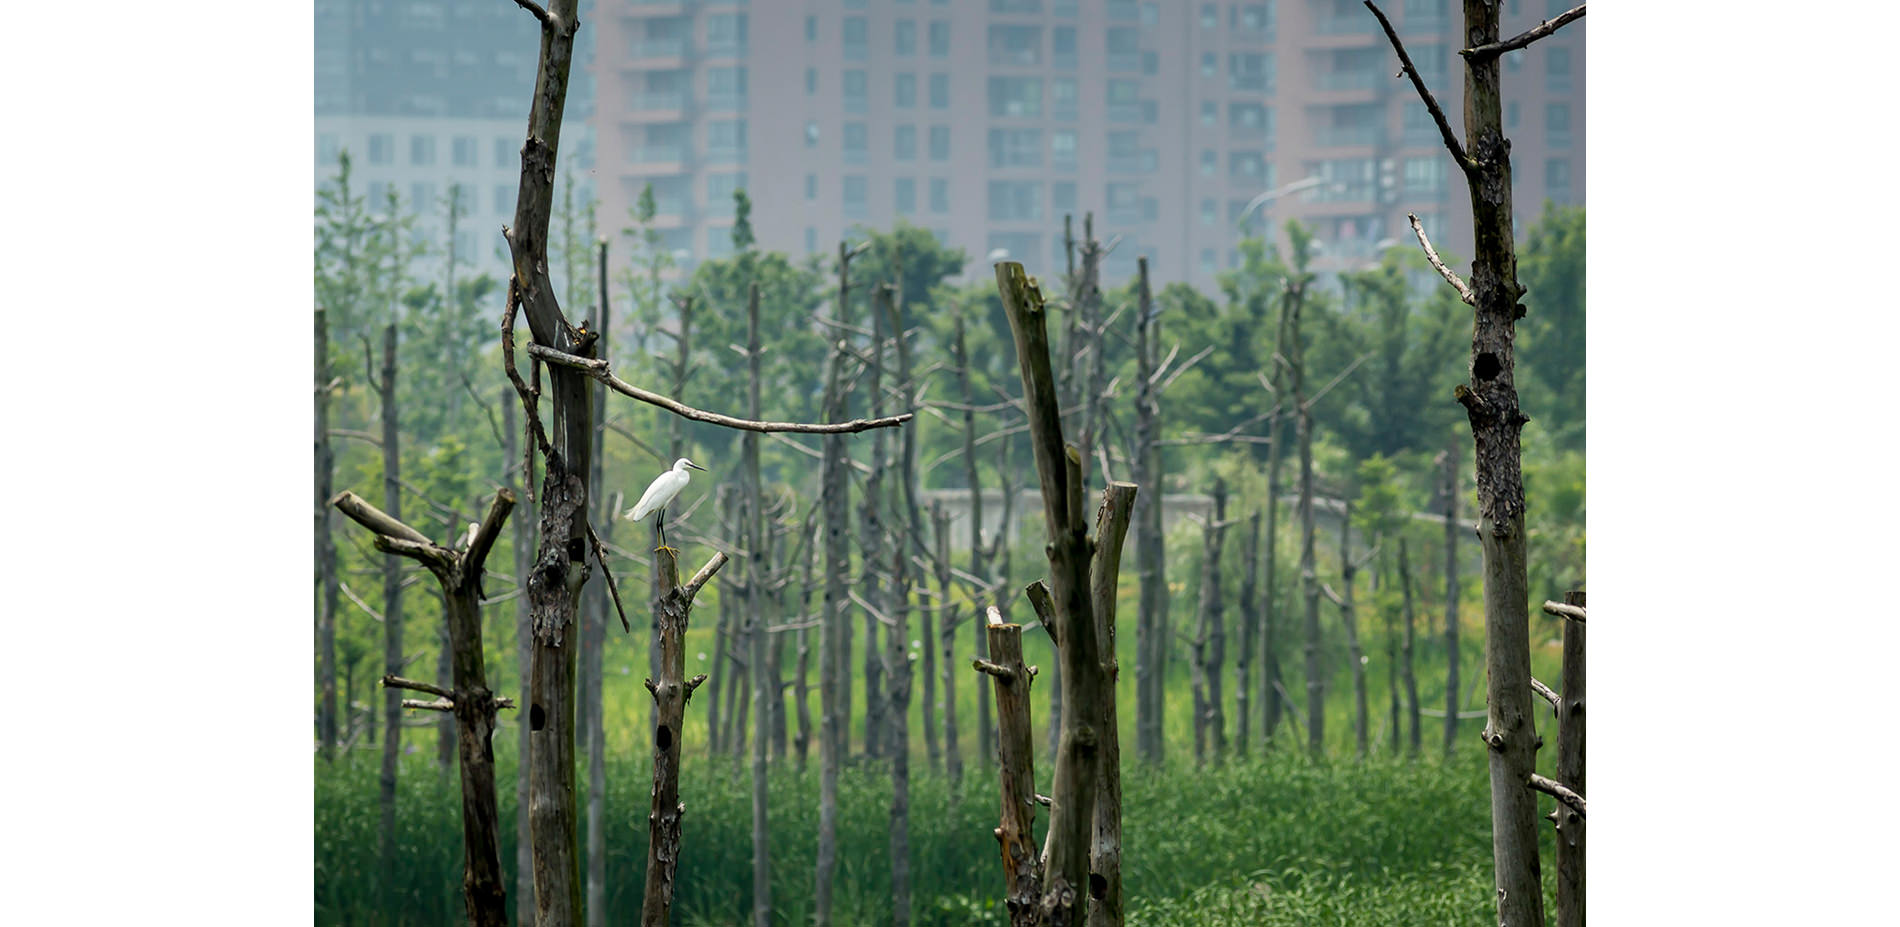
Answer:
(334, 488, 517, 927)
(316, 307, 339, 758)
(640, 547, 729, 927)
(1131, 257, 1166, 765)
(377, 324, 406, 900)
(1556, 589, 1585, 927)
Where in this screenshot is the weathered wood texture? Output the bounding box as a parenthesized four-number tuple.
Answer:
(1555, 589, 1585, 927)
(1236, 511, 1260, 754)
(1440, 441, 1461, 759)
(1339, 501, 1368, 758)
(1260, 291, 1293, 745)
(977, 609, 1041, 927)
(641, 547, 727, 927)
(743, 282, 773, 927)
(376, 324, 406, 900)
(504, 390, 537, 927)
(583, 240, 611, 927)
(1131, 257, 1167, 765)
(334, 488, 517, 927)
(1399, 539, 1422, 755)
(1088, 483, 1137, 927)
(316, 308, 339, 759)
(953, 312, 994, 765)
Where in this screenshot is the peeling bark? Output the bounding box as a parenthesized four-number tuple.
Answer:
(640, 547, 727, 927)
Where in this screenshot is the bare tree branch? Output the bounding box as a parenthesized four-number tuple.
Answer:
(510, 0, 552, 28)
(1542, 600, 1587, 623)
(1529, 773, 1586, 818)
(382, 674, 454, 699)
(1408, 213, 1475, 305)
(1365, 2, 1471, 170)
(1530, 677, 1560, 710)
(1156, 344, 1217, 393)
(339, 581, 385, 624)
(332, 490, 433, 545)
(682, 551, 730, 602)
(527, 343, 913, 434)
(586, 520, 631, 633)
(1464, 5, 1586, 59)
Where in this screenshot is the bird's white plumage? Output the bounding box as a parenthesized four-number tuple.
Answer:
(626, 458, 705, 521)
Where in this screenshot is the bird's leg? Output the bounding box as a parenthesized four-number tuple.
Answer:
(655, 506, 674, 554)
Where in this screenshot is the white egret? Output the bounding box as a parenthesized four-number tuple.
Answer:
(625, 457, 707, 550)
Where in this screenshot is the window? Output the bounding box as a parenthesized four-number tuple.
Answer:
(1307, 158, 1376, 201)
(989, 25, 1041, 66)
(843, 69, 868, 112)
(1050, 130, 1077, 169)
(1201, 249, 1217, 274)
(990, 0, 1042, 11)
(708, 172, 747, 213)
(896, 177, 917, 213)
(707, 120, 747, 162)
(989, 181, 1042, 221)
(806, 174, 818, 201)
(494, 137, 512, 167)
(929, 125, 950, 160)
(317, 133, 340, 166)
(706, 13, 747, 54)
(929, 73, 949, 109)
(1107, 131, 1153, 173)
(1141, 3, 1159, 25)
(1053, 181, 1076, 212)
(843, 17, 867, 59)
(930, 178, 950, 213)
(1201, 101, 1216, 126)
(1402, 157, 1447, 198)
(1229, 102, 1268, 136)
(843, 122, 868, 163)
(1235, 3, 1273, 34)
(929, 20, 950, 57)
(1200, 150, 1216, 176)
(896, 20, 917, 56)
(1404, 103, 1436, 146)
(806, 15, 817, 42)
(989, 128, 1043, 168)
(1229, 53, 1273, 92)
(1105, 183, 1140, 223)
(805, 120, 820, 148)
(1053, 26, 1076, 68)
(409, 135, 434, 165)
(1107, 79, 1140, 121)
(1052, 78, 1078, 119)
(1548, 45, 1572, 92)
(1201, 3, 1217, 28)
(1547, 103, 1571, 148)
(452, 135, 476, 167)
(1200, 199, 1216, 225)
(843, 174, 868, 217)
(1106, 28, 1139, 71)
(1546, 158, 1570, 192)
(895, 124, 918, 160)
(1201, 53, 1216, 78)
(988, 76, 1042, 117)
(707, 67, 747, 109)
(367, 181, 388, 206)
(1414, 45, 1447, 82)
(896, 73, 917, 108)
(410, 182, 434, 210)
(807, 227, 818, 254)
(1230, 151, 1265, 180)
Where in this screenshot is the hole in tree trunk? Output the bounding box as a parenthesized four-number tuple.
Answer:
(657, 724, 673, 751)
(1474, 352, 1502, 381)
(530, 703, 546, 731)
(1089, 871, 1107, 900)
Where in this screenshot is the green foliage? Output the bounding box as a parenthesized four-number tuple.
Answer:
(1517, 203, 1586, 451)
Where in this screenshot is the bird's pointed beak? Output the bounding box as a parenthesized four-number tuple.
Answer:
(687, 462, 707, 471)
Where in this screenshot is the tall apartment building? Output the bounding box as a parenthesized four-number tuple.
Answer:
(594, 0, 1581, 290)
(314, 0, 595, 282)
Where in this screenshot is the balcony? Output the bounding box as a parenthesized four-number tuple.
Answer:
(634, 91, 688, 112)
(703, 93, 747, 112)
(633, 145, 690, 164)
(631, 38, 689, 59)
(1316, 126, 1383, 147)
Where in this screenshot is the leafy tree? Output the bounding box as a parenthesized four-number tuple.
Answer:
(1321, 250, 1467, 461)
(1517, 203, 1586, 450)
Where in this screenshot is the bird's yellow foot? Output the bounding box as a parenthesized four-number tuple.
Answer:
(654, 544, 679, 555)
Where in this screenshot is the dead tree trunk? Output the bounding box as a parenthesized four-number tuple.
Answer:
(974, 607, 1040, 927)
(583, 239, 612, 927)
(886, 283, 938, 777)
(334, 488, 518, 927)
(794, 520, 817, 773)
(640, 546, 729, 927)
(438, 607, 458, 771)
(1131, 257, 1166, 766)
(1400, 538, 1422, 756)
(1235, 511, 1260, 755)
(934, 503, 962, 785)
(1088, 483, 1136, 927)
(886, 533, 915, 927)
(1555, 589, 1585, 927)
(743, 282, 772, 927)
(503, 389, 536, 927)
(1291, 276, 1324, 755)
(859, 284, 891, 762)
(955, 311, 995, 765)
(376, 324, 406, 899)
(1196, 480, 1230, 761)
(1339, 500, 1369, 758)
(316, 307, 339, 759)
(1440, 440, 1461, 759)
(993, 261, 1134, 927)
(1260, 292, 1293, 745)
(1368, 3, 1585, 922)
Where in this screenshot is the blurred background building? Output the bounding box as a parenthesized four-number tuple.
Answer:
(318, 0, 1582, 288)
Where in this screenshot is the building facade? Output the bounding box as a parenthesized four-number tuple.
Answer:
(592, 0, 1582, 289)
(315, 0, 596, 283)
